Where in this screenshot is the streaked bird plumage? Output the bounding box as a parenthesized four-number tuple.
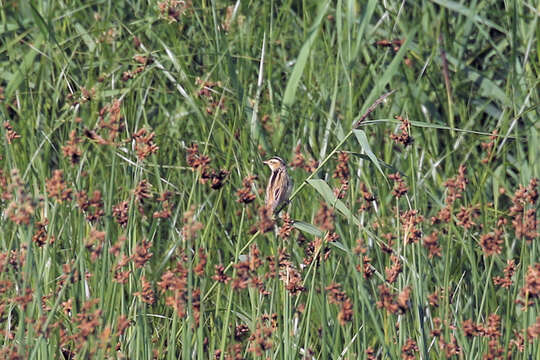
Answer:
(263, 156, 292, 213)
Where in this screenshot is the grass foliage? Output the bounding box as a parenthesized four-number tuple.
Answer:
(0, 0, 539, 358)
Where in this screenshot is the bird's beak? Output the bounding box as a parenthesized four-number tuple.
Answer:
(263, 160, 269, 165)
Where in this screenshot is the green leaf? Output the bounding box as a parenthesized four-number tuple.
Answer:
(307, 179, 361, 227)
(445, 54, 509, 106)
(74, 23, 96, 52)
(29, 4, 50, 41)
(280, 0, 330, 118)
(293, 221, 324, 237)
(430, 0, 505, 33)
(329, 241, 350, 253)
(354, 28, 417, 122)
(5, 36, 42, 100)
(353, 129, 385, 178)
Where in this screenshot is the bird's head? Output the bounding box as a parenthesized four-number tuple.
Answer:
(263, 156, 286, 171)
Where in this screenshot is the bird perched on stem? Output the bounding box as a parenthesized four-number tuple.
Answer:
(263, 156, 292, 214)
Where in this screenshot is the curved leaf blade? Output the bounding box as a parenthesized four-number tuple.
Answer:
(293, 221, 324, 237)
(353, 129, 385, 178)
(307, 179, 361, 227)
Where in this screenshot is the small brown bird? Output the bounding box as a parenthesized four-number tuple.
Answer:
(263, 156, 293, 213)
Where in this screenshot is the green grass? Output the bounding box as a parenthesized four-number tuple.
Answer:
(0, 0, 538, 359)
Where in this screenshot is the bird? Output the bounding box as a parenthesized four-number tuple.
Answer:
(263, 156, 293, 214)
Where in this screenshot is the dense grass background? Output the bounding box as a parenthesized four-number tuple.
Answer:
(0, 0, 538, 358)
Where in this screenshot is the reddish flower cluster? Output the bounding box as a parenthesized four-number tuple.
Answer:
(112, 254, 131, 284)
(134, 276, 155, 305)
(61, 129, 83, 165)
(314, 202, 335, 231)
(326, 283, 354, 325)
(230, 244, 268, 295)
(113, 200, 129, 227)
(389, 172, 408, 198)
(358, 182, 375, 212)
(481, 130, 498, 163)
(96, 99, 125, 145)
(289, 144, 318, 173)
(158, 256, 189, 317)
(157, 0, 192, 22)
(447, 165, 468, 196)
(32, 219, 53, 247)
(278, 249, 305, 296)
(182, 205, 203, 241)
(303, 238, 319, 266)
(509, 178, 538, 242)
(5, 169, 37, 225)
(133, 179, 153, 215)
(76, 190, 105, 222)
(366, 346, 377, 360)
(186, 143, 210, 170)
(234, 324, 250, 341)
(527, 317, 540, 342)
(278, 213, 294, 239)
(236, 175, 257, 204)
(3, 121, 21, 144)
(214, 343, 244, 360)
(492, 259, 516, 288)
(461, 313, 521, 358)
(85, 228, 106, 261)
(65, 299, 103, 354)
(116, 315, 131, 337)
(400, 209, 423, 244)
(354, 238, 375, 279)
(516, 263, 540, 309)
(121, 57, 147, 81)
(428, 291, 439, 307)
(433, 165, 468, 224)
(390, 115, 413, 147)
(376, 284, 410, 315)
(360, 256, 375, 279)
(430, 319, 460, 357)
(195, 77, 226, 114)
(132, 239, 153, 268)
(423, 231, 442, 258)
(479, 229, 503, 256)
(202, 168, 230, 190)
(385, 255, 402, 284)
(375, 38, 404, 51)
(83, 127, 108, 145)
(456, 204, 480, 229)
(56, 261, 80, 292)
(333, 151, 350, 199)
(438, 333, 461, 357)
(194, 247, 206, 276)
(212, 264, 231, 284)
(303, 232, 337, 265)
(132, 127, 159, 160)
(401, 338, 418, 360)
(248, 315, 276, 356)
(46, 169, 72, 203)
(250, 205, 275, 234)
(380, 232, 395, 254)
(186, 143, 229, 190)
(153, 191, 173, 219)
(259, 114, 273, 133)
